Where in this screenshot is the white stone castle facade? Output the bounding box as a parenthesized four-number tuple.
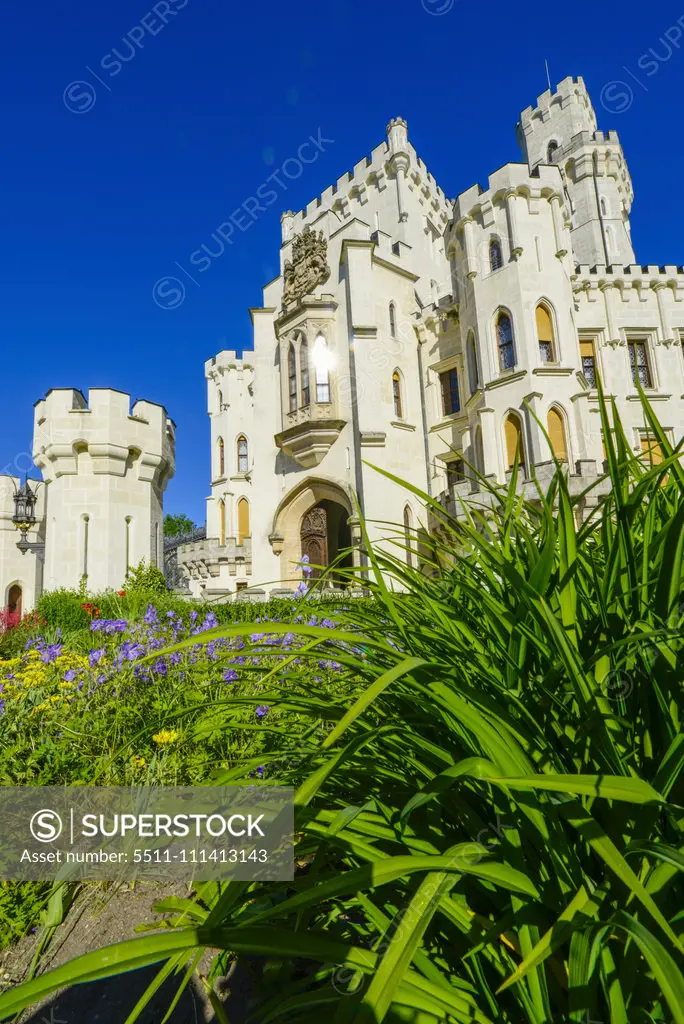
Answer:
(2, 76, 683, 611)
(178, 76, 684, 598)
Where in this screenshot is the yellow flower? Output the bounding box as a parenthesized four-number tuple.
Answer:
(130, 755, 147, 768)
(152, 729, 179, 745)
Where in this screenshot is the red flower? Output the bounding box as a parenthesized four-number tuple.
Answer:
(118, 590, 126, 597)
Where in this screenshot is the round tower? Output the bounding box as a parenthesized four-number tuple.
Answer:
(517, 76, 635, 267)
(33, 389, 175, 593)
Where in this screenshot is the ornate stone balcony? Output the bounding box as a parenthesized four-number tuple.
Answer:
(275, 402, 346, 468)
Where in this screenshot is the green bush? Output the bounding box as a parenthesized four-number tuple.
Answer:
(34, 589, 91, 633)
(3, 391, 681, 1023)
(123, 559, 168, 596)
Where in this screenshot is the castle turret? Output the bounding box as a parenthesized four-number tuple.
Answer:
(33, 389, 175, 593)
(517, 76, 635, 267)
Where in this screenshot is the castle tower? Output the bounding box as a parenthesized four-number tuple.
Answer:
(33, 389, 175, 593)
(517, 76, 635, 267)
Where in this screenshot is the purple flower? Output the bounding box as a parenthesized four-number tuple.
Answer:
(170, 651, 182, 665)
(88, 648, 105, 668)
(255, 705, 270, 719)
(223, 669, 238, 683)
(189, 610, 198, 622)
(63, 669, 78, 682)
(294, 581, 308, 598)
(143, 604, 158, 626)
(40, 643, 63, 664)
(153, 658, 168, 678)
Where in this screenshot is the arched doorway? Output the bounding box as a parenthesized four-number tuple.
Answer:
(271, 477, 355, 586)
(300, 500, 352, 583)
(7, 584, 22, 624)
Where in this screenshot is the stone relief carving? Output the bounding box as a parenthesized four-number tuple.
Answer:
(283, 227, 330, 305)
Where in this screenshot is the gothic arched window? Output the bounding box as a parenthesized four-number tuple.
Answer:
(288, 343, 297, 412)
(547, 407, 568, 461)
(237, 435, 248, 473)
(313, 334, 330, 403)
(547, 140, 559, 162)
(217, 437, 225, 477)
(392, 370, 403, 419)
(489, 239, 503, 271)
(403, 504, 413, 568)
(536, 303, 555, 363)
(237, 497, 250, 544)
(496, 313, 516, 371)
(389, 302, 397, 338)
(300, 338, 310, 407)
(504, 412, 525, 471)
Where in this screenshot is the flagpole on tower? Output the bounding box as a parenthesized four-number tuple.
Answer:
(545, 59, 552, 92)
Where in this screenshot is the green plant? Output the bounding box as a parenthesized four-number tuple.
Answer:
(1, 390, 682, 1023)
(123, 559, 169, 596)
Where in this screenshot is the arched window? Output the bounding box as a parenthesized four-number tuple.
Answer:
(496, 312, 515, 371)
(219, 500, 226, 546)
(288, 343, 297, 412)
(547, 407, 568, 461)
(392, 370, 403, 419)
(504, 412, 525, 471)
(237, 435, 248, 473)
(313, 333, 330, 403)
(536, 303, 555, 362)
(489, 239, 503, 271)
(403, 505, 413, 568)
(300, 338, 310, 407)
(389, 302, 397, 338)
(466, 333, 479, 394)
(217, 437, 225, 477)
(547, 140, 559, 162)
(217, 389, 223, 412)
(237, 497, 250, 544)
(600, 196, 608, 217)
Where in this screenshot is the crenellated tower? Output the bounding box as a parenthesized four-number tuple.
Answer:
(517, 76, 635, 267)
(32, 389, 175, 592)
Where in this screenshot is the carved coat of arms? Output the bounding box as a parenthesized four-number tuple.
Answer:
(283, 227, 330, 305)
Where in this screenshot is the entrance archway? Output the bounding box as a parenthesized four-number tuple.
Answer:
(7, 584, 22, 624)
(270, 477, 355, 586)
(300, 500, 352, 581)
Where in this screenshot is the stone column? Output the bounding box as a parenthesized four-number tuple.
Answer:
(550, 194, 568, 258)
(504, 190, 523, 259)
(461, 217, 479, 279)
(600, 282, 620, 346)
(652, 282, 673, 345)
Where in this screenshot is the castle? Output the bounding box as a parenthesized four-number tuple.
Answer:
(2, 76, 683, 611)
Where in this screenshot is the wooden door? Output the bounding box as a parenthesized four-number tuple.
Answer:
(300, 505, 328, 578)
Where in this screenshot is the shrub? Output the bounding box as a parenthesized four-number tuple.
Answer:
(123, 559, 168, 596)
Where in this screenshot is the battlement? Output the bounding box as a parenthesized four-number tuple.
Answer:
(282, 119, 451, 243)
(452, 162, 563, 224)
(32, 388, 175, 484)
(518, 76, 596, 133)
(517, 76, 599, 169)
(205, 352, 256, 377)
(573, 264, 684, 285)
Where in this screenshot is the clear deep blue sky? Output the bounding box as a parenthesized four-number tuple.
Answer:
(2, 0, 683, 523)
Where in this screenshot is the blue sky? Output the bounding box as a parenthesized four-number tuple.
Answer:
(2, 0, 683, 523)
